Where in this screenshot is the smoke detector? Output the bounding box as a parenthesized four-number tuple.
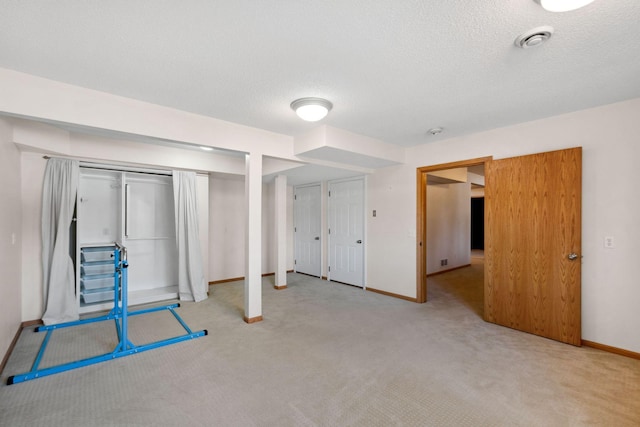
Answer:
(514, 26, 554, 48)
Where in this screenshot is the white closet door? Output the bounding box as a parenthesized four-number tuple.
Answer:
(124, 173, 178, 293)
(294, 184, 322, 277)
(78, 170, 121, 244)
(328, 178, 365, 287)
(78, 169, 122, 312)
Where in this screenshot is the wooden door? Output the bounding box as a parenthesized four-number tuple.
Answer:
(484, 147, 582, 345)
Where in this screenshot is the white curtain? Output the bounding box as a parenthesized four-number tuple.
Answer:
(42, 158, 80, 325)
(173, 171, 208, 302)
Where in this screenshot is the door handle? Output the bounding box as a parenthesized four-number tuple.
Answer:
(356, 240, 362, 244)
(314, 237, 320, 240)
(567, 253, 579, 260)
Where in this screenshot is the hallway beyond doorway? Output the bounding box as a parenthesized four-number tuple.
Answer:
(428, 255, 484, 318)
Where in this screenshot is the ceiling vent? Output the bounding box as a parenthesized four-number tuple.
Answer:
(514, 26, 554, 49)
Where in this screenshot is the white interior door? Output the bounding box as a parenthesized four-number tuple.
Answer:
(294, 184, 321, 277)
(328, 178, 364, 287)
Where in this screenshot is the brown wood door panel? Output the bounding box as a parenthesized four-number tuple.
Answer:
(484, 147, 582, 346)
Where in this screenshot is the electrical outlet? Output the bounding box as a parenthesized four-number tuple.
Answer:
(604, 236, 615, 248)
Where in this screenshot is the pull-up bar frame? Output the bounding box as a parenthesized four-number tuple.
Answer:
(7, 244, 207, 385)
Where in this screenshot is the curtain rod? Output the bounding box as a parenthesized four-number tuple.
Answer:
(42, 155, 209, 177)
(43, 155, 172, 176)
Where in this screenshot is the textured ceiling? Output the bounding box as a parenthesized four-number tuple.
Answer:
(1, 0, 639, 147)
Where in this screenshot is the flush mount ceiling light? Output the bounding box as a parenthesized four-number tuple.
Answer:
(538, 0, 596, 12)
(428, 127, 443, 136)
(514, 26, 554, 48)
(290, 97, 333, 122)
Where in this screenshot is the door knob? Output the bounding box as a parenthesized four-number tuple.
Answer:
(567, 253, 579, 260)
(356, 240, 362, 244)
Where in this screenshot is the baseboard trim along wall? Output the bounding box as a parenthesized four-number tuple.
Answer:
(0, 320, 44, 376)
(209, 276, 244, 285)
(0, 326, 22, 376)
(209, 270, 294, 286)
(366, 287, 418, 303)
(426, 264, 471, 277)
(22, 319, 44, 328)
(582, 340, 640, 360)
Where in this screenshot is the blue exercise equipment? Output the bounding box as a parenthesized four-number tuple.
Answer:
(7, 244, 207, 385)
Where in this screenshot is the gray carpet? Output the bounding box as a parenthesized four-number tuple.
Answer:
(2, 265, 639, 426)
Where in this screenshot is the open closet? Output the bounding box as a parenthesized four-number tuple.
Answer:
(77, 167, 178, 313)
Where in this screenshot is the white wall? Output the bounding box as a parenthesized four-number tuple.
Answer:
(0, 118, 22, 358)
(368, 98, 640, 353)
(20, 153, 47, 321)
(208, 175, 245, 281)
(208, 174, 295, 282)
(426, 182, 471, 274)
(367, 164, 417, 298)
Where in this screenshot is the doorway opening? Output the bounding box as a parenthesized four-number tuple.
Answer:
(416, 157, 491, 304)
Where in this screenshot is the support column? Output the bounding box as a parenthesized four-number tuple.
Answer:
(244, 153, 263, 323)
(274, 175, 288, 289)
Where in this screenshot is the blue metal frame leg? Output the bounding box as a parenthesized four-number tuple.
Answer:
(7, 246, 207, 386)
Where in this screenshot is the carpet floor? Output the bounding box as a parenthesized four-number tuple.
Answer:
(1, 263, 639, 426)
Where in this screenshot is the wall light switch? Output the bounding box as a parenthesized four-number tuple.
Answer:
(604, 236, 615, 248)
(372, 210, 377, 217)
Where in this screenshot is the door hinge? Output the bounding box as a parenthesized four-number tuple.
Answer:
(328, 228, 331, 235)
(328, 191, 331, 197)
(294, 227, 297, 232)
(294, 195, 297, 200)
(294, 260, 297, 265)
(328, 266, 330, 272)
